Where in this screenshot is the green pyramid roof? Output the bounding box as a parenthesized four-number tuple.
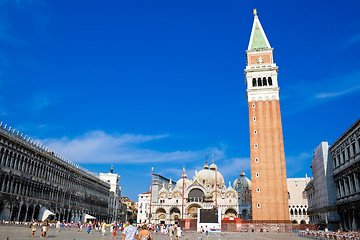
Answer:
(250, 22, 268, 50)
(248, 15, 271, 51)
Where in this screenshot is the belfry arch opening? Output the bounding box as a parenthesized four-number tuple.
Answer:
(263, 77, 267, 86)
(252, 78, 257, 87)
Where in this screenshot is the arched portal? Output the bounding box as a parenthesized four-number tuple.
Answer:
(27, 205, 34, 222)
(2, 201, 11, 221)
(19, 204, 27, 221)
(60, 210, 64, 222)
(33, 205, 40, 221)
(68, 210, 72, 222)
(170, 207, 180, 223)
(10, 203, 19, 221)
(187, 204, 201, 220)
(156, 208, 166, 224)
(224, 208, 237, 218)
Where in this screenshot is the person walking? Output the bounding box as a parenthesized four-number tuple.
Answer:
(40, 219, 49, 238)
(101, 220, 106, 235)
(200, 226, 205, 239)
(56, 220, 61, 232)
(112, 221, 118, 239)
(169, 224, 174, 240)
(121, 219, 138, 240)
(138, 224, 153, 240)
(205, 225, 209, 238)
(29, 219, 37, 238)
(176, 225, 182, 240)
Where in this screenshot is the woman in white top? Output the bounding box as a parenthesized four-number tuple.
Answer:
(176, 225, 182, 240)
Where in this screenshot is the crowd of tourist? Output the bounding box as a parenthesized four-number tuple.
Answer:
(0, 218, 184, 239)
(297, 228, 360, 239)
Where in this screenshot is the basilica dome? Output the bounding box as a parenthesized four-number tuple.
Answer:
(196, 161, 225, 187)
(176, 172, 192, 188)
(233, 170, 251, 190)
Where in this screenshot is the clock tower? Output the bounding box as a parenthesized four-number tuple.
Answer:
(244, 10, 290, 222)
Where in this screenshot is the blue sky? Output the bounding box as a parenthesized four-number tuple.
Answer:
(0, 0, 359, 201)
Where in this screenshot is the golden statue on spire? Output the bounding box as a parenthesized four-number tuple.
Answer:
(253, 8, 257, 16)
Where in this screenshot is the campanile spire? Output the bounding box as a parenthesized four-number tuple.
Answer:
(248, 10, 271, 51)
(244, 11, 290, 223)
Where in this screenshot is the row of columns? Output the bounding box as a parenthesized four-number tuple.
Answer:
(0, 199, 104, 223)
(0, 173, 79, 205)
(290, 208, 307, 216)
(0, 135, 111, 223)
(0, 148, 83, 192)
(334, 137, 360, 168)
(336, 172, 360, 198)
(340, 208, 359, 231)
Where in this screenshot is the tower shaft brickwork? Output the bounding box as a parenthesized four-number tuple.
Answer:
(245, 12, 290, 222)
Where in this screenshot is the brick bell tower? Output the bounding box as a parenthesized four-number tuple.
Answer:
(244, 9, 290, 222)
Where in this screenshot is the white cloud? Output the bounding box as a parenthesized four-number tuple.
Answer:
(40, 131, 226, 164)
(219, 157, 250, 177)
(283, 71, 360, 115)
(315, 85, 360, 99)
(345, 34, 360, 48)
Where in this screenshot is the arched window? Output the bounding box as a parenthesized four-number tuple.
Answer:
(252, 78, 257, 87)
(290, 209, 294, 215)
(263, 77, 267, 86)
(257, 78, 262, 86)
(288, 191, 290, 199)
(294, 209, 298, 215)
(268, 77, 272, 86)
(188, 188, 205, 202)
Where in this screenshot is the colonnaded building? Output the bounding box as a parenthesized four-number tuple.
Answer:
(138, 161, 252, 224)
(306, 118, 360, 230)
(0, 123, 122, 222)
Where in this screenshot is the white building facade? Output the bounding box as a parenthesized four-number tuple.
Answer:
(99, 168, 122, 222)
(137, 191, 150, 224)
(305, 142, 339, 230)
(287, 177, 311, 224)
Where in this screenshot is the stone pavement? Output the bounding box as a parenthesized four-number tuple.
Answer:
(0, 225, 307, 240)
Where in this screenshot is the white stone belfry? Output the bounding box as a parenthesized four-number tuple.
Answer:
(245, 12, 279, 103)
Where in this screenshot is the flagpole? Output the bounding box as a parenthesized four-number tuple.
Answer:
(182, 167, 185, 220)
(149, 167, 153, 223)
(212, 154, 217, 209)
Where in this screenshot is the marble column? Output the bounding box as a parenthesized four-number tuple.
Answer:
(352, 208, 357, 230)
(348, 175, 354, 195)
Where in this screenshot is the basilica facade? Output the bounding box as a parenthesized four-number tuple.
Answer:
(148, 161, 251, 224)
